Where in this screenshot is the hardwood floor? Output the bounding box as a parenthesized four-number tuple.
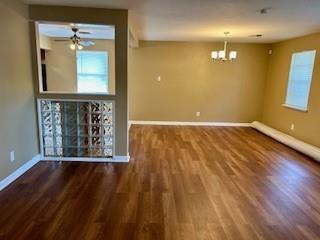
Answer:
(0, 125, 320, 239)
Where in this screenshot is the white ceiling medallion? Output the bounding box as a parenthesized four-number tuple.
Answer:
(211, 32, 237, 62)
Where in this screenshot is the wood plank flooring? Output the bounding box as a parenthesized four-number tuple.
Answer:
(0, 125, 320, 239)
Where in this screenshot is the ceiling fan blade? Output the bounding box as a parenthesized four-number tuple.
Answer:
(79, 41, 95, 47)
(54, 39, 69, 42)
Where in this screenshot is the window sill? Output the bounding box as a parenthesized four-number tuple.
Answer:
(282, 104, 308, 112)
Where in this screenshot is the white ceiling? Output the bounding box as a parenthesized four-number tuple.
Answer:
(23, 0, 320, 43)
(38, 23, 115, 39)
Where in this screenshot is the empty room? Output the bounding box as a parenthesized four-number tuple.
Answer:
(1, 0, 320, 239)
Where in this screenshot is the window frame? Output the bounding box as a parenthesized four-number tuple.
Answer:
(76, 50, 109, 94)
(283, 50, 316, 112)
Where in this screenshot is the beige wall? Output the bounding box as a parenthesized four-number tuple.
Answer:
(44, 39, 115, 94)
(262, 33, 320, 148)
(0, 0, 39, 180)
(129, 41, 270, 122)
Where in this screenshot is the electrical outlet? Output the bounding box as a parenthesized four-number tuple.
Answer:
(290, 124, 295, 131)
(10, 151, 15, 162)
(196, 112, 200, 117)
(157, 75, 161, 81)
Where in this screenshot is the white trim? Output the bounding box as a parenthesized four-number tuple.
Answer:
(282, 104, 308, 112)
(39, 91, 116, 96)
(37, 98, 116, 102)
(251, 121, 320, 162)
(41, 155, 130, 163)
(129, 120, 251, 127)
(37, 100, 45, 158)
(0, 154, 41, 191)
(112, 155, 130, 162)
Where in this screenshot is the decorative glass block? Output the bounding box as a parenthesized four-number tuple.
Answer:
(103, 126, 113, 135)
(103, 114, 112, 125)
(79, 113, 90, 125)
(55, 148, 63, 156)
(91, 114, 101, 124)
(64, 125, 77, 136)
(79, 102, 90, 113)
(79, 125, 89, 136)
(44, 136, 53, 147)
(43, 124, 53, 135)
(65, 112, 77, 125)
(39, 100, 114, 158)
(79, 148, 90, 157)
(91, 102, 101, 113)
(53, 112, 62, 124)
(56, 136, 63, 147)
(42, 112, 52, 124)
(103, 102, 113, 113)
(64, 148, 77, 157)
(103, 148, 113, 157)
(52, 102, 61, 112)
(54, 125, 62, 135)
(91, 126, 101, 136)
(41, 100, 51, 111)
(92, 137, 102, 147)
(103, 137, 113, 146)
(79, 137, 90, 146)
(44, 147, 54, 156)
(64, 136, 78, 147)
(64, 102, 77, 113)
(91, 148, 103, 157)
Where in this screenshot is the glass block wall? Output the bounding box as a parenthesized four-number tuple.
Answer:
(39, 99, 114, 158)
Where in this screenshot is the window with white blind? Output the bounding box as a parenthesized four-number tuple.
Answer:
(76, 51, 108, 93)
(284, 50, 316, 111)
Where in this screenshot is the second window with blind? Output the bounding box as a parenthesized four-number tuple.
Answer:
(284, 50, 316, 111)
(76, 51, 109, 93)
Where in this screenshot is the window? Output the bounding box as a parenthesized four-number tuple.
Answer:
(284, 50, 316, 111)
(76, 51, 108, 93)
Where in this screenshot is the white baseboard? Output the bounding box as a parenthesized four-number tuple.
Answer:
(41, 155, 130, 163)
(0, 154, 41, 191)
(112, 155, 130, 162)
(252, 121, 320, 162)
(129, 120, 251, 127)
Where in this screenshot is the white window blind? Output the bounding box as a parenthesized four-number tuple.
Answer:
(76, 51, 108, 93)
(284, 50, 316, 111)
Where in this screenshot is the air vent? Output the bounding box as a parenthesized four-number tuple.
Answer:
(259, 7, 272, 14)
(249, 34, 263, 38)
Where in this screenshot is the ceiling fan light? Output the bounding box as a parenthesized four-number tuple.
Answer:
(229, 51, 237, 60)
(211, 51, 218, 60)
(77, 44, 83, 50)
(70, 43, 76, 50)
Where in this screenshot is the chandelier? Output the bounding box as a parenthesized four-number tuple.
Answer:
(211, 32, 237, 62)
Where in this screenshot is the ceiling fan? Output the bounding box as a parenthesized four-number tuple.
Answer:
(54, 27, 95, 50)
